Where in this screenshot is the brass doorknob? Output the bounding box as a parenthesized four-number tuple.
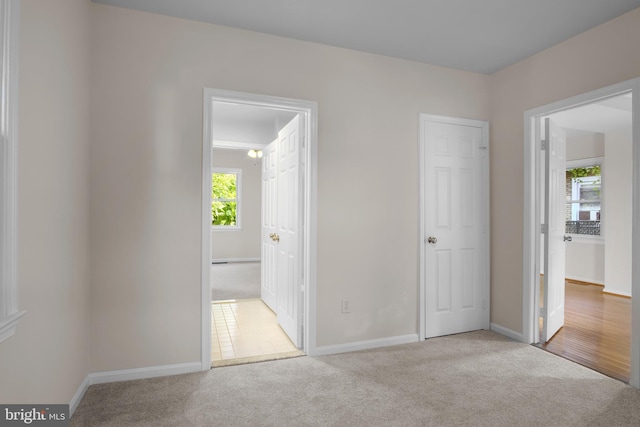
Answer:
(270, 233, 280, 242)
(427, 236, 437, 244)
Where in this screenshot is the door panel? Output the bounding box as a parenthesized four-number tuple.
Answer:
(261, 139, 278, 311)
(424, 119, 487, 338)
(542, 118, 567, 342)
(276, 115, 302, 347)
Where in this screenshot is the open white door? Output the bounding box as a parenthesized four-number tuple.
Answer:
(542, 118, 567, 342)
(261, 138, 278, 311)
(275, 115, 302, 347)
(423, 116, 489, 338)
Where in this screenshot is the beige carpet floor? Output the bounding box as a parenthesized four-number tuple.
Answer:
(71, 331, 640, 426)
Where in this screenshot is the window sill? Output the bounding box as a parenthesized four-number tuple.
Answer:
(567, 234, 604, 245)
(0, 310, 26, 344)
(211, 226, 243, 232)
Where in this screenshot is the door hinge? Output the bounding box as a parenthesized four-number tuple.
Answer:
(541, 224, 547, 234)
(540, 307, 544, 317)
(541, 139, 548, 150)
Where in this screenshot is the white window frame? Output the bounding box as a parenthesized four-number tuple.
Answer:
(0, 0, 24, 344)
(565, 158, 604, 242)
(211, 167, 242, 231)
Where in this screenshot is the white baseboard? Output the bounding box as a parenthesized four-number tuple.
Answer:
(312, 334, 419, 357)
(490, 323, 525, 342)
(566, 275, 604, 286)
(211, 257, 260, 264)
(69, 375, 90, 417)
(88, 362, 202, 385)
(70, 362, 203, 415)
(603, 288, 632, 298)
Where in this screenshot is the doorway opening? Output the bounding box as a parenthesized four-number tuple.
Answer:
(201, 89, 318, 370)
(523, 78, 640, 387)
(536, 93, 632, 382)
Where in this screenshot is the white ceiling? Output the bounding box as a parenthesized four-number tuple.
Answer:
(551, 93, 632, 135)
(93, 0, 640, 74)
(211, 102, 298, 147)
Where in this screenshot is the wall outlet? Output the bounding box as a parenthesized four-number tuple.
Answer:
(341, 298, 350, 313)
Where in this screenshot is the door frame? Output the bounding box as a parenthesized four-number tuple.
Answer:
(419, 114, 491, 340)
(522, 77, 640, 387)
(201, 88, 318, 369)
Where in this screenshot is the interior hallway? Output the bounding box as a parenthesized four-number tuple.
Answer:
(540, 280, 631, 382)
(211, 262, 303, 367)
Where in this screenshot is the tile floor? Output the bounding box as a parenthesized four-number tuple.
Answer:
(211, 298, 303, 367)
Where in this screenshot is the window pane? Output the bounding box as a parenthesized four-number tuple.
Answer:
(212, 201, 237, 226)
(566, 202, 600, 235)
(579, 184, 600, 201)
(212, 173, 237, 200)
(212, 173, 237, 226)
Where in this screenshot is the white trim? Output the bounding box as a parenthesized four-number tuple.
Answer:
(211, 257, 260, 264)
(211, 226, 242, 232)
(212, 140, 265, 150)
(87, 362, 202, 385)
(313, 334, 419, 356)
(69, 375, 90, 416)
(201, 92, 212, 370)
(603, 289, 632, 298)
(419, 114, 490, 340)
(0, 0, 21, 344)
(565, 275, 605, 286)
(203, 89, 318, 368)
(523, 77, 640, 388)
(567, 157, 604, 168)
(0, 310, 25, 342)
(567, 235, 604, 244)
(490, 323, 524, 342)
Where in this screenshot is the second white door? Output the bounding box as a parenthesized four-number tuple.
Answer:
(422, 115, 489, 339)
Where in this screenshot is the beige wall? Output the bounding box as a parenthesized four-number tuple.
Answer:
(0, 0, 91, 403)
(490, 8, 640, 333)
(5, 1, 639, 401)
(604, 127, 633, 296)
(211, 148, 261, 260)
(566, 130, 605, 161)
(88, 3, 489, 369)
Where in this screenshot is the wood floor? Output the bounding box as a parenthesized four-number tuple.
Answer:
(540, 280, 631, 383)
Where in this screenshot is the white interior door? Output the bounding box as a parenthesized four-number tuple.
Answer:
(542, 118, 567, 342)
(275, 115, 302, 347)
(261, 138, 278, 312)
(423, 117, 489, 338)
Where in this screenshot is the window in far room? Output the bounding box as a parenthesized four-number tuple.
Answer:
(565, 161, 601, 236)
(211, 168, 242, 230)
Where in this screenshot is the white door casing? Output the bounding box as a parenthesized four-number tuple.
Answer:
(523, 78, 640, 389)
(542, 118, 567, 342)
(261, 138, 278, 311)
(276, 115, 303, 347)
(421, 115, 490, 339)
(203, 88, 318, 369)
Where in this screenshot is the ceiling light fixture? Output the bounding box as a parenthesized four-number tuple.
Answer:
(248, 149, 263, 159)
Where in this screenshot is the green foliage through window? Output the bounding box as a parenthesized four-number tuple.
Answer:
(567, 165, 600, 179)
(212, 173, 238, 226)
